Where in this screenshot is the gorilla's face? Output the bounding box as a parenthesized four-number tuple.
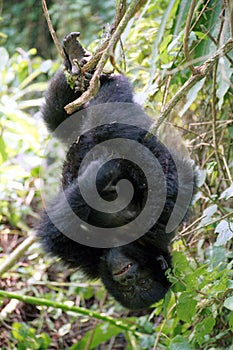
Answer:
(99, 244, 171, 309)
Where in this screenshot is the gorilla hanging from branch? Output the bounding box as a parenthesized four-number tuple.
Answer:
(37, 32, 195, 310)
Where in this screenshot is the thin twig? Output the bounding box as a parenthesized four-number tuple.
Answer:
(153, 304, 176, 350)
(212, 15, 228, 192)
(219, 145, 233, 182)
(200, 24, 233, 65)
(161, 76, 172, 112)
(83, 292, 108, 350)
(190, 0, 211, 32)
(185, 211, 233, 240)
(224, 0, 233, 37)
(183, 0, 197, 74)
(41, 0, 65, 59)
(173, 216, 204, 241)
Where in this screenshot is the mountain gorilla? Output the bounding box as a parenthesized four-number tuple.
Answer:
(37, 32, 195, 310)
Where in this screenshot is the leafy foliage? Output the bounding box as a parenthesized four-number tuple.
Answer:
(2, 0, 115, 58)
(0, 47, 52, 231)
(0, 0, 232, 349)
(11, 322, 51, 350)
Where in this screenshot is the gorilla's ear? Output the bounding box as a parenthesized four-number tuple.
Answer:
(156, 255, 169, 270)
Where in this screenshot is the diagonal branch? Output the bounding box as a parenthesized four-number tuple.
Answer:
(0, 233, 36, 277)
(148, 38, 233, 135)
(41, 0, 65, 59)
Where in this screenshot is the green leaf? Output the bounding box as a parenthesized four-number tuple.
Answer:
(148, 0, 178, 87)
(215, 220, 233, 246)
(198, 204, 218, 227)
(12, 322, 26, 342)
(172, 0, 190, 36)
(40, 59, 52, 73)
(58, 323, 71, 336)
(71, 323, 121, 350)
(172, 251, 192, 274)
(229, 312, 233, 331)
(177, 292, 197, 322)
(224, 296, 233, 311)
(228, 125, 233, 139)
(193, 0, 222, 61)
(195, 316, 216, 345)
(0, 47, 9, 69)
(170, 335, 192, 350)
(11, 322, 39, 349)
(217, 57, 233, 109)
(179, 79, 205, 117)
(220, 183, 233, 200)
(0, 136, 7, 163)
(206, 245, 228, 268)
(37, 332, 51, 349)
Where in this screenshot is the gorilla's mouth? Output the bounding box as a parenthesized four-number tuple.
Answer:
(113, 263, 133, 276)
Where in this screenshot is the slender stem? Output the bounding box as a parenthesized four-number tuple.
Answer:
(224, 0, 233, 37)
(41, 0, 65, 59)
(0, 290, 150, 336)
(183, 0, 197, 74)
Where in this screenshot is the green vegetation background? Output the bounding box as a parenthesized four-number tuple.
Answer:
(0, 0, 232, 349)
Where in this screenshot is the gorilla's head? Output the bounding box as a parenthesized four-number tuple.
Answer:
(99, 243, 171, 309)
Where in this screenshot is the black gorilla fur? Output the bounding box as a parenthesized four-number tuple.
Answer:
(37, 32, 195, 310)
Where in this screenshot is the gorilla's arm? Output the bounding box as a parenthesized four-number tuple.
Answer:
(41, 70, 80, 133)
(37, 182, 103, 279)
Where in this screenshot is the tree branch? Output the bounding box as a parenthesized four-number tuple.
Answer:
(64, 0, 147, 114)
(0, 233, 36, 277)
(149, 38, 233, 135)
(41, 0, 65, 60)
